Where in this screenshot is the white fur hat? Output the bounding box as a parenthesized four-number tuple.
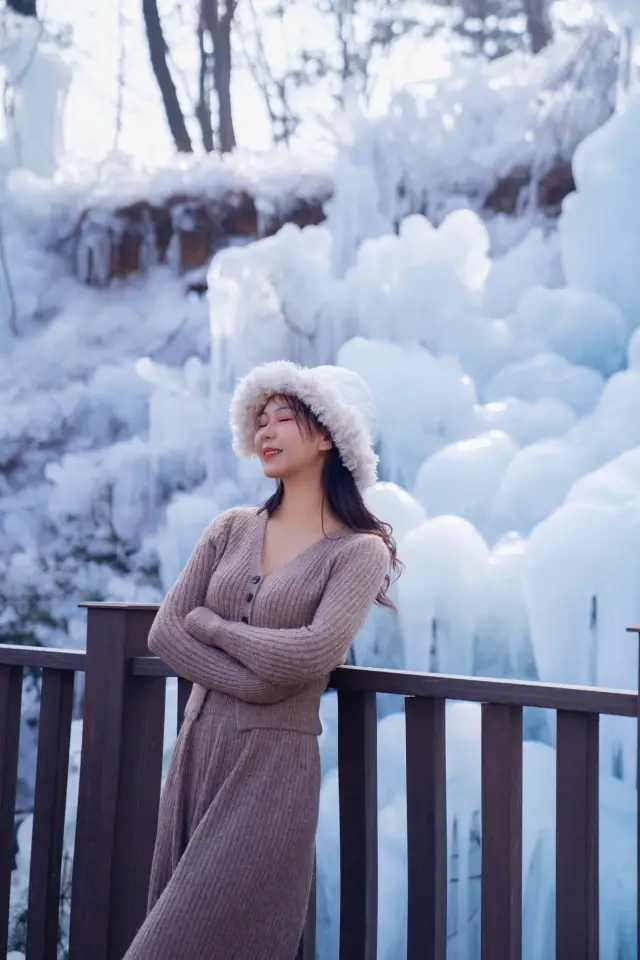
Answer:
(229, 360, 378, 491)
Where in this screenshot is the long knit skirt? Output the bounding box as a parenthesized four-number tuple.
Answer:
(123, 692, 321, 960)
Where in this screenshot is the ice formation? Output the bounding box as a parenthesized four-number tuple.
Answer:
(2, 18, 640, 960)
(0, 10, 71, 177)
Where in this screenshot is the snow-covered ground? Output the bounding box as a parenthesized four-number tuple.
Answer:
(3, 2, 640, 958)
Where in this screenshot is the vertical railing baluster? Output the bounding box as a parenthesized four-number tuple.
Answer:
(26, 668, 75, 960)
(338, 689, 378, 960)
(69, 603, 165, 960)
(481, 702, 523, 960)
(556, 710, 599, 959)
(405, 696, 447, 960)
(0, 664, 22, 959)
(635, 627, 640, 960)
(177, 677, 191, 734)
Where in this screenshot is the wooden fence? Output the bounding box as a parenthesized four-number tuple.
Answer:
(1, 601, 639, 959)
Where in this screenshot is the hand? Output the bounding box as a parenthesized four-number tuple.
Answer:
(185, 606, 221, 645)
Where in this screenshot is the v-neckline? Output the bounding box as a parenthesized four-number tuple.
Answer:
(254, 508, 349, 583)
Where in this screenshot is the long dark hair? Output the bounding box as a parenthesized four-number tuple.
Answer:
(258, 393, 403, 609)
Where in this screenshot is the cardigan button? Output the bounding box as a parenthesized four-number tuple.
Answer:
(246, 592, 254, 602)
(241, 616, 248, 623)
(251, 575, 261, 584)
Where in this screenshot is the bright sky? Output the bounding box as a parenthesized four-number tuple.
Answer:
(6, 0, 597, 169)
(35, 0, 453, 167)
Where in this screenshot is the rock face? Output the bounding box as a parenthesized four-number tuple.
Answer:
(67, 158, 577, 288)
(484, 161, 576, 217)
(70, 189, 329, 287)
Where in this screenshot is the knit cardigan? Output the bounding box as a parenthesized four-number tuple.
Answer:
(147, 506, 390, 733)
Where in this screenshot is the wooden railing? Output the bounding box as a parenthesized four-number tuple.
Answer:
(0, 601, 639, 959)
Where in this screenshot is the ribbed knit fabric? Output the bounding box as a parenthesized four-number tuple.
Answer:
(123, 506, 389, 960)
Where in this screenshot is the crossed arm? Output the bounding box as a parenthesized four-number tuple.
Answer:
(147, 517, 303, 704)
(185, 534, 390, 685)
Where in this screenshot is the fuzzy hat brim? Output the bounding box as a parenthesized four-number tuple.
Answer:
(229, 360, 378, 491)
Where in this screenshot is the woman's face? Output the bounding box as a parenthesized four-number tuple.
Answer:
(254, 395, 331, 481)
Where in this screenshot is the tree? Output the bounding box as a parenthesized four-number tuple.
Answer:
(143, 0, 554, 158)
(142, 0, 193, 152)
(201, 0, 236, 153)
(195, 10, 215, 152)
(142, 0, 236, 154)
(431, 0, 553, 58)
(522, 0, 553, 54)
(318, 0, 421, 104)
(236, 0, 304, 147)
(236, 0, 422, 147)
(6, 0, 37, 15)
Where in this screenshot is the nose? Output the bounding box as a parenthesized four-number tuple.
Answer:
(257, 419, 275, 443)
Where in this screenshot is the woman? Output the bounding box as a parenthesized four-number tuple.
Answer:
(124, 360, 401, 960)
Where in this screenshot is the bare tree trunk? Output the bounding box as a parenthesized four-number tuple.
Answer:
(213, 7, 236, 153)
(522, 0, 552, 54)
(142, 0, 193, 153)
(202, 0, 236, 153)
(6, 0, 38, 15)
(196, 22, 215, 152)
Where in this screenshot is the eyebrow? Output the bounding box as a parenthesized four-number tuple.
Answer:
(258, 404, 292, 418)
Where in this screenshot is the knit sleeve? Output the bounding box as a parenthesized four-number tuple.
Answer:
(147, 511, 302, 704)
(187, 534, 390, 684)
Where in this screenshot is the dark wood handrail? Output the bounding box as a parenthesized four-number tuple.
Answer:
(0, 604, 638, 959)
(2, 643, 635, 720)
(132, 655, 638, 716)
(0, 645, 86, 671)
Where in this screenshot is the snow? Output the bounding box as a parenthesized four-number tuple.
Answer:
(413, 430, 519, 534)
(338, 339, 478, 489)
(509, 285, 627, 375)
(3, 7, 640, 959)
(560, 93, 640, 328)
(594, 0, 640, 30)
(334, 23, 617, 234)
(398, 517, 490, 675)
(483, 226, 563, 317)
(483, 352, 605, 416)
(0, 13, 72, 177)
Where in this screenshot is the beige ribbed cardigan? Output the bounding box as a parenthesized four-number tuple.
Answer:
(123, 506, 389, 960)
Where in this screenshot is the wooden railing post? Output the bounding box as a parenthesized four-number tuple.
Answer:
(68, 603, 165, 960)
(626, 624, 640, 957)
(405, 696, 447, 960)
(481, 702, 523, 960)
(0, 665, 22, 959)
(337, 689, 378, 960)
(26, 668, 75, 960)
(555, 711, 599, 958)
(629, 626, 640, 959)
